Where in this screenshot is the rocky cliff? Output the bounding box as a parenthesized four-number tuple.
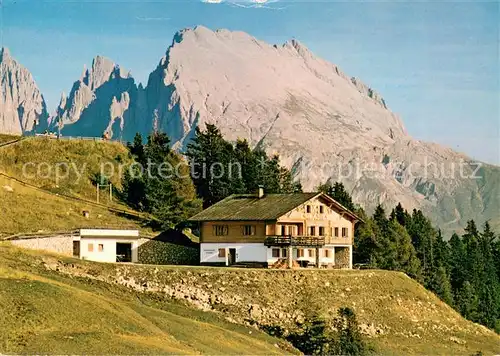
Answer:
(50, 56, 146, 140)
(0, 48, 48, 135)
(2, 28, 499, 232)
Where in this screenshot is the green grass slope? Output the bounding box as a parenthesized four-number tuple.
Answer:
(0, 134, 19, 144)
(0, 137, 151, 236)
(0, 137, 130, 201)
(22, 246, 497, 355)
(0, 175, 143, 236)
(0, 244, 292, 354)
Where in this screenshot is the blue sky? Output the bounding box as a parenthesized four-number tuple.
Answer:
(2, 0, 499, 164)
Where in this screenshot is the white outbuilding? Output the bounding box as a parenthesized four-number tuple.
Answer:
(73, 229, 140, 263)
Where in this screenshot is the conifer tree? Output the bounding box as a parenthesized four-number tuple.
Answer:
(317, 181, 355, 211)
(123, 131, 201, 229)
(389, 202, 408, 227)
(449, 233, 467, 292)
(428, 266, 454, 305)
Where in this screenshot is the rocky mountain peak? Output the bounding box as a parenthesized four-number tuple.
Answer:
(3, 28, 497, 232)
(283, 39, 311, 57)
(51, 55, 141, 139)
(0, 47, 11, 62)
(0, 47, 48, 135)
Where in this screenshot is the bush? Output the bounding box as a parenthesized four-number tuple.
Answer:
(264, 307, 371, 356)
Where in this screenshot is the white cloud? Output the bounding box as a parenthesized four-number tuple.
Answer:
(201, 0, 284, 7)
(201, 0, 287, 10)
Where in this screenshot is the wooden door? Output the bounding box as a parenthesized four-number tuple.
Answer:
(72, 241, 80, 257)
(228, 248, 236, 265)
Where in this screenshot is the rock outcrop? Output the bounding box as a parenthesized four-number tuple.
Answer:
(0, 47, 48, 135)
(138, 26, 500, 231)
(50, 56, 144, 140)
(2, 29, 499, 232)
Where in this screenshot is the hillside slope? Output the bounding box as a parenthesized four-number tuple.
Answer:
(0, 138, 148, 235)
(6, 244, 499, 355)
(0, 244, 289, 354)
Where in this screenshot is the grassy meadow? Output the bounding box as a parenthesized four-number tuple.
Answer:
(0, 244, 291, 354)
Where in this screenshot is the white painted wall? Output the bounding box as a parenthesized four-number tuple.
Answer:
(200, 243, 267, 264)
(79, 237, 140, 263)
(201, 243, 352, 268)
(266, 246, 340, 266)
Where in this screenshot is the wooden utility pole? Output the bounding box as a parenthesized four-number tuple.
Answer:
(96, 183, 113, 204)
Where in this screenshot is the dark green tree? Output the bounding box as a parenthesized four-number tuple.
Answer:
(372, 204, 388, 233)
(353, 213, 379, 266)
(456, 281, 479, 321)
(449, 233, 467, 293)
(406, 209, 436, 278)
(317, 181, 356, 212)
(123, 131, 202, 229)
(286, 308, 369, 356)
(428, 266, 454, 305)
(389, 202, 408, 227)
(332, 307, 370, 356)
(127, 132, 146, 164)
(474, 222, 500, 329)
(186, 124, 300, 207)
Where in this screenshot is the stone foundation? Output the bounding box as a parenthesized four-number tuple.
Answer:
(335, 247, 350, 269)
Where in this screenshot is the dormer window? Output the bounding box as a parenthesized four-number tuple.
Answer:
(306, 205, 311, 213)
(319, 206, 324, 213)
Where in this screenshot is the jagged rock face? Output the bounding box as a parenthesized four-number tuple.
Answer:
(146, 27, 499, 231)
(148, 28, 406, 152)
(51, 56, 144, 140)
(0, 48, 48, 135)
(2, 28, 499, 232)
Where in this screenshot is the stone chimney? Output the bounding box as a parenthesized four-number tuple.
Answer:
(257, 186, 265, 199)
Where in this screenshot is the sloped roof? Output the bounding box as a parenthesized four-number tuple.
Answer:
(188, 192, 360, 222)
(188, 193, 318, 221)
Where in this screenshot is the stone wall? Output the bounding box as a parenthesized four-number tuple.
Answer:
(138, 239, 199, 265)
(10, 235, 74, 256)
(335, 246, 350, 269)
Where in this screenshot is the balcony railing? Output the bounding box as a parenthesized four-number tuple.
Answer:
(264, 235, 325, 247)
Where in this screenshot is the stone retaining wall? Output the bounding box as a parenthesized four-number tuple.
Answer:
(335, 246, 350, 269)
(10, 235, 74, 256)
(138, 239, 199, 265)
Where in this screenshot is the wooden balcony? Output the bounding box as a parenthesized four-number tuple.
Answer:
(264, 235, 325, 247)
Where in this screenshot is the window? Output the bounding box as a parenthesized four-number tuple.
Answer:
(282, 248, 288, 258)
(214, 225, 229, 236)
(218, 248, 226, 258)
(88, 243, 94, 252)
(297, 249, 304, 258)
(334, 227, 339, 237)
(319, 206, 324, 213)
(324, 249, 331, 258)
(309, 226, 316, 236)
(342, 227, 348, 238)
(242, 225, 256, 236)
(98, 244, 104, 252)
(319, 226, 325, 236)
(272, 248, 280, 258)
(308, 249, 315, 257)
(306, 205, 311, 213)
